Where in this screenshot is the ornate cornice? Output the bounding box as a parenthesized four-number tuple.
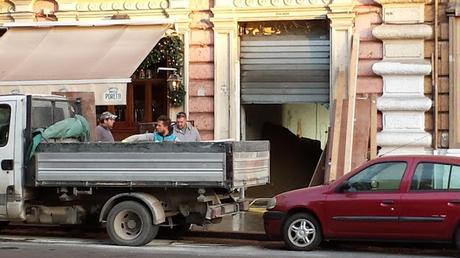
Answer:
(0, 1, 14, 13)
(75, 0, 169, 12)
(230, 0, 332, 8)
(375, 0, 428, 4)
(212, 0, 354, 24)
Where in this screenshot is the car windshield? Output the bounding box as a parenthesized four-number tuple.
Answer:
(31, 99, 75, 130)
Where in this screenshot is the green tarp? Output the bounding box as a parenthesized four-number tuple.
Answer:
(28, 114, 90, 159)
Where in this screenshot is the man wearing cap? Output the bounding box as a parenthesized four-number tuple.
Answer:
(96, 111, 116, 142)
(173, 112, 201, 142)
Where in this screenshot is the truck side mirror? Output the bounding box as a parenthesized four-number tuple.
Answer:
(336, 181, 351, 193)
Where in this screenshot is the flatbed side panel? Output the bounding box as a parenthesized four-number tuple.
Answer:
(36, 152, 226, 183)
(231, 141, 270, 188)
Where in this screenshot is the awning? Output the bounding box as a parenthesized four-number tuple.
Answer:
(0, 83, 127, 105)
(0, 20, 170, 105)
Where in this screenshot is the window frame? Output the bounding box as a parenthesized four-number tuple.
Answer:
(0, 104, 12, 148)
(344, 161, 408, 193)
(409, 161, 460, 192)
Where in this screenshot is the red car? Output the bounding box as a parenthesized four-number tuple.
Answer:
(264, 155, 460, 251)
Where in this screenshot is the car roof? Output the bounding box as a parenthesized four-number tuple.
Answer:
(373, 155, 460, 165)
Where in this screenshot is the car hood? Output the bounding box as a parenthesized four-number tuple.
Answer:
(274, 184, 329, 206)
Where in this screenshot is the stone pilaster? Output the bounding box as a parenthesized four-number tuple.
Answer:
(10, 0, 33, 22)
(0, 1, 15, 24)
(373, 0, 433, 155)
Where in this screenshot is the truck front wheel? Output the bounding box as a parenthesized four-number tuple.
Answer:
(106, 201, 159, 246)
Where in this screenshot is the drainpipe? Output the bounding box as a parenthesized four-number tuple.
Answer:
(433, 0, 439, 150)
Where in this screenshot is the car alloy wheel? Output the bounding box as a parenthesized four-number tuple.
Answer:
(283, 213, 322, 251)
(288, 218, 316, 247)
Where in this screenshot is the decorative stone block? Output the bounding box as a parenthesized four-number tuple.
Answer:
(373, 61, 431, 75)
(372, 24, 432, 40)
(383, 40, 424, 58)
(383, 111, 425, 130)
(377, 96, 432, 111)
(382, 4, 424, 24)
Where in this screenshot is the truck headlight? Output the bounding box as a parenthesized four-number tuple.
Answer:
(266, 197, 277, 210)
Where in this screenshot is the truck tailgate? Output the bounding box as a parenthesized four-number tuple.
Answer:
(33, 141, 269, 189)
(231, 141, 270, 188)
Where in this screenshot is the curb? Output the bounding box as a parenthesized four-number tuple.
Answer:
(186, 230, 268, 241)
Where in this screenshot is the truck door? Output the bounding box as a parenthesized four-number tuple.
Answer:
(0, 101, 16, 216)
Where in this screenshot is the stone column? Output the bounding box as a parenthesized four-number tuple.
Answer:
(54, 0, 78, 21)
(212, 20, 238, 140)
(10, 0, 33, 22)
(0, 1, 14, 24)
(328, 11, 354, 99)
(373, 0, 433, 155)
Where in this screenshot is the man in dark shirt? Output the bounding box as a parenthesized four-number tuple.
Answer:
(96, 111, 116, 142)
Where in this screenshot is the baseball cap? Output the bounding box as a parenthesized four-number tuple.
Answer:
(100, 111, 117, 120)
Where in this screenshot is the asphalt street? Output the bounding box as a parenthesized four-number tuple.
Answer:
(0, 226, 458, 258)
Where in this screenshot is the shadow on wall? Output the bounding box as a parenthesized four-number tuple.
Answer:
(246, 122, 323, 198)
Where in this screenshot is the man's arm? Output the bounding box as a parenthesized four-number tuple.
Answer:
(193, 127, 201, 141)
(122, 133, 154, 143)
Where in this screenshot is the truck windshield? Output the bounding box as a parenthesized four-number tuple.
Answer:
(31, 99, 75, 130)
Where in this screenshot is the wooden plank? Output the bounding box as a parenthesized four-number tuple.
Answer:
(343, 32, 360, 174)
(370, 94, 378, 159)
(309, 143, 327, 187)
(328, 70, 346, 181)
(440, 41, 449, 76)
(351, 98, 371, 169)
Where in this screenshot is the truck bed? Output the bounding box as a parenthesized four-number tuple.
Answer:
(31, 141, 270, 189)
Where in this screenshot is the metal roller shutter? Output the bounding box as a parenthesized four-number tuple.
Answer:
(240, 23, 330, 104)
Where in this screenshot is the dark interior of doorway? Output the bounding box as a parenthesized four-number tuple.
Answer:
(244, 105, 323, 198)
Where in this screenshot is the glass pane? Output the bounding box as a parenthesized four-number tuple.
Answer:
(450, 166, 460, 189)
(347, 162, 407, 192)
(0, 105, 11, 147)
(32, 100, 73, 129)
(410, 163, 451, 191)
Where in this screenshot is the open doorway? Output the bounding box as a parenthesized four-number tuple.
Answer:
(239, 20, 330, 197)
(243, 104, 329, 197)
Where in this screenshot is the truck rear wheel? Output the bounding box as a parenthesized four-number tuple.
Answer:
(106, 201, 158, 246)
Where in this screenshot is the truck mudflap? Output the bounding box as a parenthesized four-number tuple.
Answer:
(205, 200, 249, 220)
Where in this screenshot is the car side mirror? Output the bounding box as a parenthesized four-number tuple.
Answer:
(336, 181, 351, 193)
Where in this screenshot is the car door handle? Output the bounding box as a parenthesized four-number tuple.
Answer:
(448, 200, 460, 206)
(1, 159, 13, 171)
(380, 200, 394, 206)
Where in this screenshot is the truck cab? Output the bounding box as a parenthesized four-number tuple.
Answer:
(0, 94, 75, 220)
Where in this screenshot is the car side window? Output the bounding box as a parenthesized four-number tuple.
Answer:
(450, 166, 460, 189)
(346, 162, 407, 192)
(0, 104, 11, 147)
(410, 163, 451, 191)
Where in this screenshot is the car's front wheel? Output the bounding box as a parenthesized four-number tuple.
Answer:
(282, 213, 322, 251)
